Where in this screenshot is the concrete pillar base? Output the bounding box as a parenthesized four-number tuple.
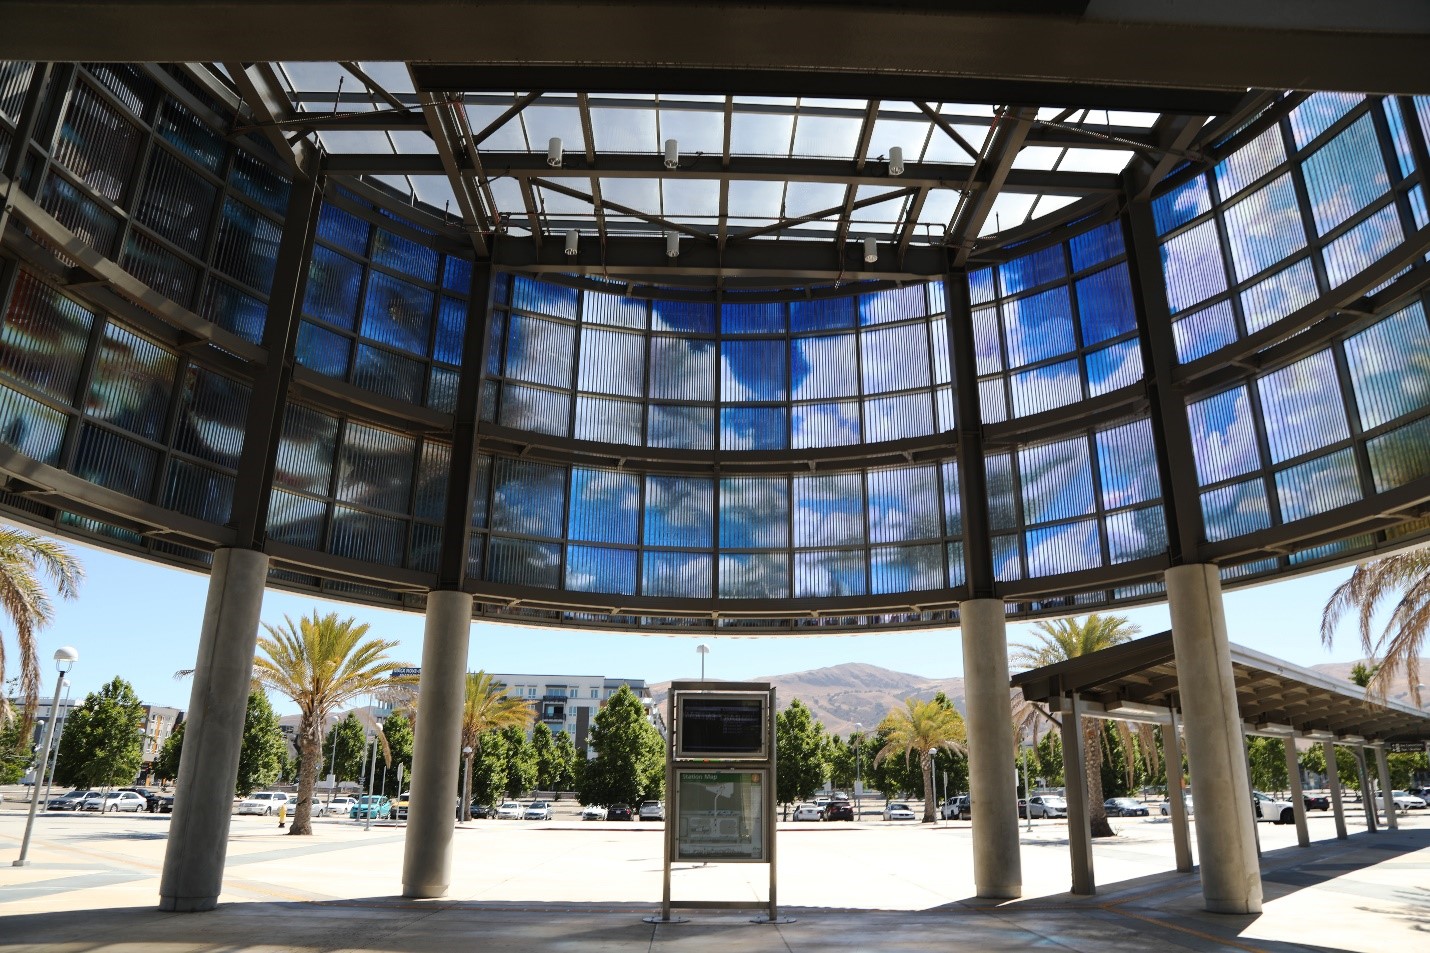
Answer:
(1204, 897, 1260, 915)
(158, 896, 219, 913)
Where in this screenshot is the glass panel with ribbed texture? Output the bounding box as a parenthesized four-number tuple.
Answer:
(229, 150, 289, 217)
(1070, 220, 1125, 271)
(303, 245, 363, 329)
(721, 339, 786, 401)
(864, 393, 933, 442)
(74, 423, 157, 498)
(0, 61, 33, 122)
(721, 406, 786, 450)
(409, 522, 441, 573)
(574, 396, 642, 445)
(1201, 478, 1272, 541)
(860, 285, 927, 325)
(371, 227, 439, 284)
(793, 473, 864, 548)
(499, 384, 570, 437)
(999, 244, 1065, 296)
(972, 306, 1002, 374)
(991, 533, 1023, 581)
(163, 458, 233, 524)
(1152, 175, 1211, 235)
(266, 489, 325, 548)
(1087, 340, 1143, 396)
(120, 231, 198, 307)
(1026, 519, 1100, 576)
(1275, 448, 1362, 521)
(568, 467, 639, 545)
(649, 336, 715, 401)
(1188, 386, 1260, 485)
(792, 401, 860, 448)
(645, 475, 713, 548)
(719, 552, 788, 598)
(134, 147, 217, 256)
(87, 323, 175, 441)
(652, 299, 715, 333)
(275, 404, 337, 496)
(566, 545, 636, 594)
(506, 315, 573, 388)
(792, 334, 857, 399)
(316, 202, 370, 253)
(487, 537, 562, 587)
(1222, 174, 1306, 282)
(1172, 300, 1238, 363)
(940, 460, 962, 535)
(867, 464, 940, 543)
(1344, 302, 1430, 431)
(84, 64, 154, 118)
(353, 345, 424, 404)
(578, 327, 644, 397)
(360, 272, 432, 356)
(54, 82, 142, 204)
(491, 457, 566, 539)
(648, 404, 714, 449)
(1367, 415, 1430, 492)
(1323, 205, 1403, 287)
(1019, 436, 1094, 525)
(979, 377, 1008, 424)
(156, 100, 224, 173)
(584, 290, 647, 329)
(433, 297, 465, 366)
(211, 198, 280, 294)
(1107, 506, 1167, 562)
(984, 451, 1017, 531)
(1160, 220, 1227, 313)
(1010, 359, 1080, 417)
(1257, 350, 1349, 464)
(336, 422, 414, 513)
(870, 544, 943, 593)
(1215, 126, 1286, 198)
(720, 476, 787, 549)
(1096, 418, 1161, 509)
(470, 453, 491, 529)
(295, 321, 350, 378)
(862, 323, 929, 394)
(0, 271, 94, 403)
(1002, 286, 1074, 368)
(1075, 263, 1136, 346)
(1302, 113, 1390, 236)
(40, 176, 121, 257)
(173, 366, 248, 468)
(413, 440, 449, 522)
(643, 551, 712, 597)
(511, 275, 578, 320)
(791, 296, 855, 332)
(1241, 258, 1318, 334)
(0, 383, 66, 464)
(797, 549, 867, 597)
(1288, 93, 1363, 150)
(722, 300, 784, 334)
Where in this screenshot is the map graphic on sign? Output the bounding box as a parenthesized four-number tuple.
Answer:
(674, 770, 765, 862)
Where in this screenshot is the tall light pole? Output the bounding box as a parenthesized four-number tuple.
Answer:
(42, 676, 73, 809)
(854, 723, 863, 821)
(14, 646, 78, 867)
(364, 721, 382, 831)
(696, 644, 709, 681)
(461, 746, 474, 822)
(929, 747, 940, 826)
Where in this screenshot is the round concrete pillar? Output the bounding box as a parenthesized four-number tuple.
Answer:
(959, 598, 1022, 899)
(1166, 564, 1263, 914)
(159, 547, 270, 912)
(401, 590, 473, 899)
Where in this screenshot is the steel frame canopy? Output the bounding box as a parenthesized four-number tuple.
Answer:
(1012, 631, 1430, 744)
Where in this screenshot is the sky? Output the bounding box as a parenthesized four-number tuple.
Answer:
(15, 533, 1374, 717)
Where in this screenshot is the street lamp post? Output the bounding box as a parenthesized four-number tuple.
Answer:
(14, 647, 78, 867)
(41, 676, 73, 810)
(461, 746, 474, 822)
(696, 643, 709, 681)
(929, 747, 940, 826)
(364, 724, 382, 832)
(854, 723, 863, 821)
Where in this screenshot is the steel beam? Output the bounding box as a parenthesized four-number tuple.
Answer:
(413, 89, 492, 256)
(948, 107, 1037, 265)
(224, 61, 318, 173)
(437, 262, 492, 590)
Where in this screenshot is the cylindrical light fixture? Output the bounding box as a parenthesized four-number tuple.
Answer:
(863, 237, 878, 263)
(664, 138, 679, 170)
(564, 229, 579, 256)
(547, 137, 563, 167)
(888, 146, 904, 176)
(665, 231, 680, 258)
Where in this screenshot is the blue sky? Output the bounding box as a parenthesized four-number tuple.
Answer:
(22, 534, 1368, 717)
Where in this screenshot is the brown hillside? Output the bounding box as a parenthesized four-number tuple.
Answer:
(1308, 657, 1430, 705)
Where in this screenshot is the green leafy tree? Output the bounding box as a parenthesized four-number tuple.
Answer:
(1348, 661, 1379, 688)
(1246, 737, 1289, 794)
(236, 691, 286, 797)
(1012, 613, 1141, 837)
(579, 684, 664, 807)
(470, 729, 509, 807)
(874, 696, 967, 822)
(459, 672, 534, 819)
(379, 711, 413, 794)
(153, 720, 184, 783)
(530, 722, 558, 790)
(826, 733, 854, 790)
(0, 712, 28, 784)
(52, 677, 144, 789)
(775, 699, 828, 815)
(1321, 550, 1430, 703)
(501, 724, 538, 798)
(1388, 751, 1428, 788)
(254, 611, 409, 835)
(324, 713, 368, 781)
(865, 724, 921, 798)
(1033, 730, 1064, 788)
(1299, 744, 1362, 790)
(550, 730, 578, 791)
(0, 525, 83, 729)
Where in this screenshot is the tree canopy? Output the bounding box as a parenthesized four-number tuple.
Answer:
(775, 699, 828, 812)
(52, 676, 144, 788)
(1321, 550, 1430, 703)
(236, 691, 286, 796)
(578, 685, 663, 806)
(874, 695, 967, 822)
(0, 524, 83, 728)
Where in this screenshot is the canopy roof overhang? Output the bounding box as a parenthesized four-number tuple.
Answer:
(1012, 632, 1430, 746)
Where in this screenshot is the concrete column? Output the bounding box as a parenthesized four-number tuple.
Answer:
(1165, 710, 1193, 872)
(1059, 693, 1095, 895)
(1283, 739, 1309, 847)
(1354, 748, 1376, 831)
(159, 548, 270, 912)
(1324, 742, 1347, 839)
(1374, 746, 1398, 831)
(958, 598, 1021, 899)
(1243, 734, 1261, 856)
(1165, 564, 1262, 915)
(401, 590, 472, 899)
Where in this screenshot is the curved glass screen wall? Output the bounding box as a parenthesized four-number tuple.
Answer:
(1, 63, 1429, 633)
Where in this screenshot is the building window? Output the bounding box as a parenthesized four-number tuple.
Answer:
(527, 687, 537, 697)
(590, 688, 599, 699)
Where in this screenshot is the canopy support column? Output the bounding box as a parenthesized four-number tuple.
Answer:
(1059, 693, 1095, 895)
(1324, 742, 1348, 839)
(1166, 709, 1193, 872)
(1284, 740, 1309, 847)
(1354, 748, 1376, 831)
(1374, 745, 1397, 831)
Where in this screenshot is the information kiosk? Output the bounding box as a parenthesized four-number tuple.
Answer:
(655, 680, 783, 923)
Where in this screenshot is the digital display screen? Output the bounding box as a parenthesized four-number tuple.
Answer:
(677, 696, 766, 758)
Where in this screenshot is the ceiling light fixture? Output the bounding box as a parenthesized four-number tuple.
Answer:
(664, 138, 680, 170)
(548, 137, 563, 167)
(564, 229, 579, 256)
(666, 232, 680, 258)
(863, 237, 878, 264)
(888, 146, 904, 176)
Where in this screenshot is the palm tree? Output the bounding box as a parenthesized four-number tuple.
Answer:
(459, 671, 534, 820)
(0, 524, 83, 729)
(253, 611, 408, 835)
(873, 697, 967, 822)
(1321, 549, 1430, 705)
(1011, 614, 1140, 837)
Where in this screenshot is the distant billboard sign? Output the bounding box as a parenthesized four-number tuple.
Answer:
(391, 667, 421, 678)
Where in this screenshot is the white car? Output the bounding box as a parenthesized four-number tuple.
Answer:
(82, 791, 147, 813)
(1251, 791, 1295, 824)
(638, 800, 664, 822)
(580, 804, 606, 821)
(237, 791, 291, 816)
(326, 796, 357, 816)
(1026, 795, 1067, 819)
(1390, 790, 1427, 810)
(883, 802, 918, 821)
(524, 800, 552, 820)
(496, 801, 523, 820)
(1160, 794, 1194, 816)
(792, 803, 822, 821)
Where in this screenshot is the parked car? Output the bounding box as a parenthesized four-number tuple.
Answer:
(47, 790, 95, 811)
(1302, 793, 1330, 811)
(470, 803, 496, 819)
(497, 801, 524, 820)
(822, 800, 854, 821)
(237, 791, 290, 816)
(606, 803, 633, 821)
(1252, 791, 1296, 824)
(153, 792, 174, 814)
(883, 802, 917, 821)
(1026, 795, 1067, 818)
(327, 796, 358, 816)
(393, 791, 411, 820)
(1104, 797, 1149, 817)
(942, 795, 971, 820)
(120, 787, 164, 812)
(831, 791, 849, 801)
(792, 803, 822, 821)
(580, 804, 606, 821)
(350, 795, 391, 820)
(1390, 790, 1427, 810)
(83, 791, 148, 813)
(524, 800, 553, 820)
(638, 800, 664, 822)
(1160, 794, 1193, 816)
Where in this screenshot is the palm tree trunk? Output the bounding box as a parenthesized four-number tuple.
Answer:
(290, 714, 321, 835)
(922, 753, 936, 823)
(461, 748, 475, 822)
(1084, 717, 1113, 838)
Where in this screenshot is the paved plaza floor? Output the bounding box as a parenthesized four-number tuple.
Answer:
(1, 799, 1427, 952)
